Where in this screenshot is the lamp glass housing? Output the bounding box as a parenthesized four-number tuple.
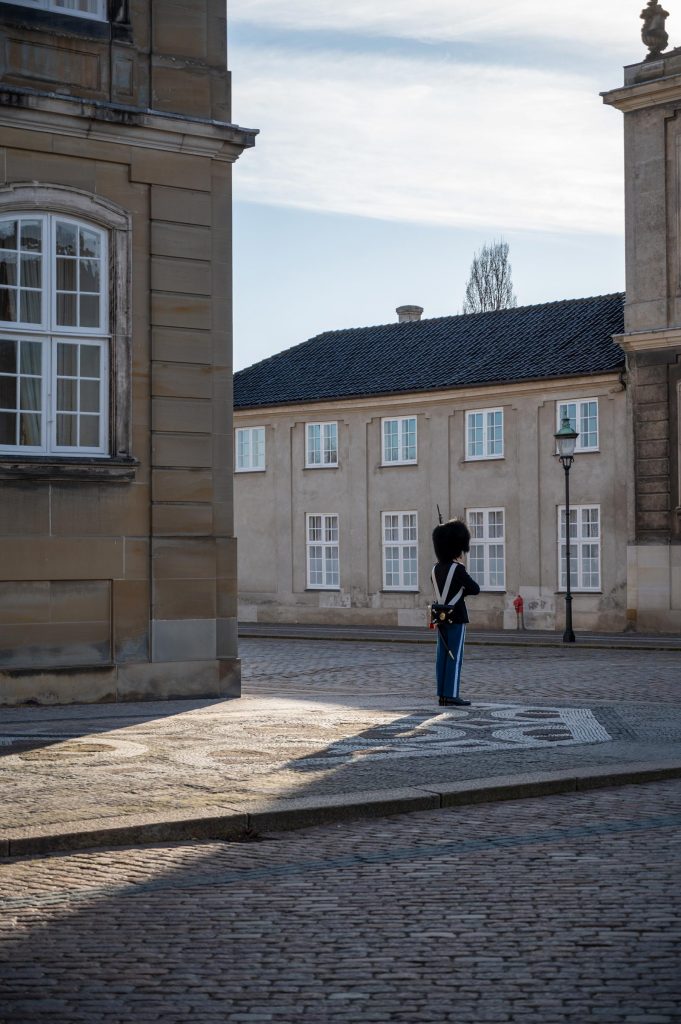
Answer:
(554, 416, 579, 459)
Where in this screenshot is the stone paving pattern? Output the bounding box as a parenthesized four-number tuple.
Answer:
(1, 640, 681, 839)
(0, 780, 679, 1022)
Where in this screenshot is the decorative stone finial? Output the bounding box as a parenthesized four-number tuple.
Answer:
(641, 0, 670, 60)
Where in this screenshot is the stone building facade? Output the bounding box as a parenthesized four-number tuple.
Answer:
(0, 0, 255, 704)
(234, 296, 631, 633)
(604, 53, 681, 632)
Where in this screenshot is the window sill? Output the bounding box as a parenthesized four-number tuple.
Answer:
(305, 587, 341, 592)
(0, 455, 138, 482)
(380, 461, 418, 468)
(464, 455, 505, 463)
(234, 467, 266, 474)
(381, 588, 420, 593)
(556, 590, 602, 595)
(304, 464, 339, 470)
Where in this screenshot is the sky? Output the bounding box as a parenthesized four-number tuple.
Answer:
(229, 0, 645, 371)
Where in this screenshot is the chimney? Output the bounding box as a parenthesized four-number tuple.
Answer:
(396, 304, 423, 323)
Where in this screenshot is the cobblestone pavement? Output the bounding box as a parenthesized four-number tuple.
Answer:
(1, 780, 679, 1022)
(1, 640, 680, 839)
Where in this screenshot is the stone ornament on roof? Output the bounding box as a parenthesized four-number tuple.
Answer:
(641, 0, 670, 59)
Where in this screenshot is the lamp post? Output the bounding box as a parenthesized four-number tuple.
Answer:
(554, 415, 579, 643)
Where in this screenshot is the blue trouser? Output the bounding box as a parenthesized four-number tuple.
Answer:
(435, 623, 466, 698)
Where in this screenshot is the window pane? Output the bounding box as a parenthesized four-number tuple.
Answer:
(469, 511, 484, 538)
(20, 291, 41, 324)
(325, 546, 339, 586)
(0, 221, 17, 250)
(402, 418, 416, 461)
(383, 420, 398, 461)
(309, 545, 323, 584)
(20, 221, 41, 253)
(0, 289, 17, 322)
(80, 295, 99, 328)
(489, 510, 504, 538)
(57, 343, 78, 376)
(308, 516, 322, 542)
(57, 258, 77, 290)
(79, 227, 101, 258)
(0, 253, 17, 286)
(57, 293, 77, 326)
(0, 376, 16, 409)
(469, 545, 485, 580)
(489, 544, 504, 586)
(237, 431, 249, 468)
(80, 345, 100, 377)
(54, 0, 101, 12)
(80, 259, 100, 294)
(0, 411, 16, 444)
(19, 412, 41, 446)
(385, 547, 399, 586)
(21, 342, 41, 375)
(57, 379, 77, 411)
(79, 415, 100, 447)
(307, 424, 321, 464)
(20, 377, 40, 411)
(21, 254, 41, 289)
(253, 428, 265, 468)
(79, 380, 99, 413)
(580, 401, 598, 449)
(468, 413, 483, 457)
(559, 402, 577, 432)
(0, 340, 16, 374)
(323, 423, 337, 463)
(56, 222, 78, 256)
(57, 414, 78, 446)
(403, 546, 417, 586)
(487, 410, 503, 455)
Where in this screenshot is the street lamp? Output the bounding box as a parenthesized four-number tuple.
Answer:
(554, 415, 579, 643)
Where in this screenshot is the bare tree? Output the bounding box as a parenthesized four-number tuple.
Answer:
(462, 239, 517, 314)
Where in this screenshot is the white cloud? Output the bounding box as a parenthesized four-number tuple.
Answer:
(232, 0, 646, 56)
(232, 47, 623, 236)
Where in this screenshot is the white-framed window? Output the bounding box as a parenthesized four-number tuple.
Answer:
(382, 416, 417, 465)
(306, 513, 340, 589)
(466, 408, 504, 460)
(382, 511, 418, 590)
(0, 213, 109, 456)
(235, 426, 265, 472)
(556, 399, 599, 452)
(558, 505, 601, 592)
(306, 421, 338, 468)
(7, 0, 107, 22)
(467, 508, 505, 591)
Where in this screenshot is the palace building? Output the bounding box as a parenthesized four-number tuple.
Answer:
(0, 0, 256, 703)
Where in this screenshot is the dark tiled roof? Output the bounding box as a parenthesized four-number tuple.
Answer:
(234, 293, 625, 409)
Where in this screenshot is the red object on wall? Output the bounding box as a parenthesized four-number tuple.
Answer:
(513, 595, 524, 614)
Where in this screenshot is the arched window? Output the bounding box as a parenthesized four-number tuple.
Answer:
(0, 213, 108, 455)
(0, 185, 132, 476)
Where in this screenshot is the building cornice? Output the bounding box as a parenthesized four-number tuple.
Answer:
(614, 328, 681, 352)
(0, 85, 258, 162)
(233, 372, 623, 420)
(602, 74, 681, 113)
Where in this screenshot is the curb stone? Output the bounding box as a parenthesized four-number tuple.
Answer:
(3, 760, 681, 860)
